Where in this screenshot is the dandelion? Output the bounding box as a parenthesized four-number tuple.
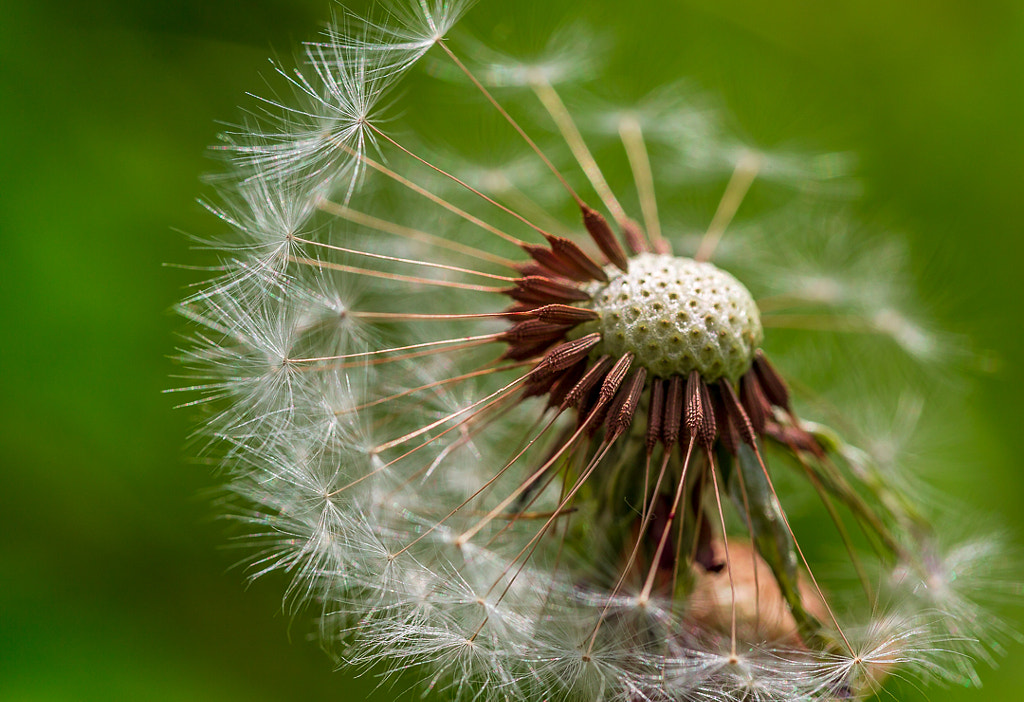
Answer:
(175, 2, 1016, 699)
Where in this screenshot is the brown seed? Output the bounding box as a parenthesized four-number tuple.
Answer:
(546, 357, 589, 409)
(762, 421, 826, 458)
(502, 333, 567, 361)
(599, 353, 634, 405)
(508, 276, 591, 305)
(521, 367, 563, 400)
(621, 218, 650, 255)
(521, 243, 578, 280)
(608, 368, 647, 439)
(753, 350, 791, 411)
(546, 234, 608, 282)
(685, 371, 716, 452)
(562, 356, 613, 410)
(740, 371, 771, 435)
(529, 304, 599, 325)
(710, 384, 738, 455)
(515, 263, 548, 278)
(501, 319, 572, 344)
(663, 374, 685, 448)
(534, 333, 601, 377)
(718, 379, 757, 448)
(646, 378, 666, 454)
(581, 203, 628, 272)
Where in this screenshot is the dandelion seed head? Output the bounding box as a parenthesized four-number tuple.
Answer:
(176, 3, 1016, 700)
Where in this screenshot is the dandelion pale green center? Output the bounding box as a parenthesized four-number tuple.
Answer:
(588, 253, 763, 381)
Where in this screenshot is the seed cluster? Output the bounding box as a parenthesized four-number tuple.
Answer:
(586, 253, 763, 381)
(498, 232, 802, 469)
(180, 3, 999, 697)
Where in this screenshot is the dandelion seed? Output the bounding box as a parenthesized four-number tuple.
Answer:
(177, 2, 1016, 700)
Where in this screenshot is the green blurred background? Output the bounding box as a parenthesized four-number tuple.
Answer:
(1, 0, 1021, 699)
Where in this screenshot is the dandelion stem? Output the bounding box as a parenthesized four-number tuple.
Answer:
(638, 437, 697, 606)
(470, 448, 602, 644)
(346, 147, 527, 247)
(327, 374, 534, 499)
(338, 360, 531, 414)
(289, 256, 506, 293)
(373, 370, 534, 453)
(669, 478, 690, 617)
(348, 311, 516, 322)
(619, 114, 666, 253)
(586, 448, 675, 656)
(368, 123, 560, 242)
(640, 450, 653, 522)
(531, 76, 628, 225)
(318, 337, 495, 370)
(500, 181, 572, 235)
(802, 457, 876, 602)
(388, 410, 565, 560)
(542, 469, 576, 600)
(729, 451, 762, 636)
(480, 456, 579, 600)
(817, 453, 909, 560)
(687, 467, 710, 565)
(483, 442, 572, 550)
(456, 403, 606, 546)
(707, 451, 739, 660)
(317, 199, 518, 269)
(288, 331, 500, 364)
(695, 150, 761, 262)
(746, 440, 854, 653)
(291, 236, 516, 282)
(484, 439, 616, 605)
(378, 393, 518, 501)
(437, 41, 584, 206)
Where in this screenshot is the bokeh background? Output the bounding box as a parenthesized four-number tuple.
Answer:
(2, 0, 1022, 700)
